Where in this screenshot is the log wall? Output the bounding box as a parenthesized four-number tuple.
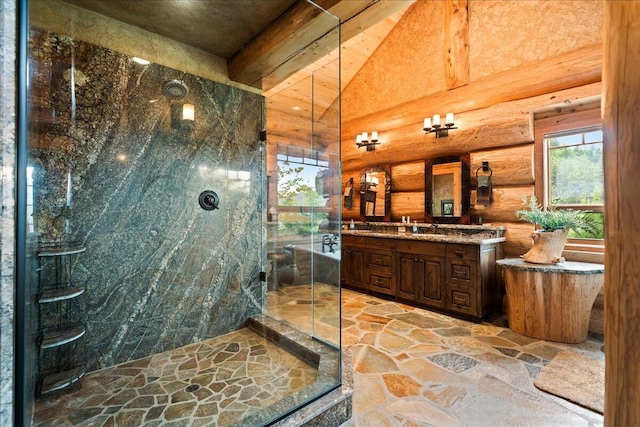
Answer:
(340, 0, 604, 258)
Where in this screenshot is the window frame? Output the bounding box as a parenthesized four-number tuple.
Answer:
(534, 107, 604, 261)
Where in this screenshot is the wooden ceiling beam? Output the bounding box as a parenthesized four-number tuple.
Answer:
(444, 0, 470, 90)
(230, 0, 415, 90)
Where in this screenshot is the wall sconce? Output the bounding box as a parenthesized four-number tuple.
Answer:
(423, 113, 457, 138)
(356, 131, 380, 151)
(171, 103, 195, 131)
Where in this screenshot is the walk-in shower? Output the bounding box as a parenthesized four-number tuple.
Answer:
(16, 0, 342, 425)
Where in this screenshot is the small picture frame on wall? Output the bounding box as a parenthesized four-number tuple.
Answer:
(442, 199, 454, 216)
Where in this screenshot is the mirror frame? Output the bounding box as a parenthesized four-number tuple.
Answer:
(360, 165, 391, 222)
(425, 154, 471, 224)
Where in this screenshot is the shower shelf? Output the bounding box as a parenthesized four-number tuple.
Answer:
(37, 245, 86, 257)
(40, 365, 86, 395)
(36, 238, 87, 395)
(38, 284, 86, 304)
(40, 325, 86, 349)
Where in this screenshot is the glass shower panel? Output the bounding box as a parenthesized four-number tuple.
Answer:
(21, 0, 340, 425)
(311, 24, 341, 349)
(265, 36, 341, 348)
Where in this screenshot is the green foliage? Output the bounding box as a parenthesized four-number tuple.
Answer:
(516, 196, 598, 233)
(549, 143, 603, 205)
(277, 161, 328, 236)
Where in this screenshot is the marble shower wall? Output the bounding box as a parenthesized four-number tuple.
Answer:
(29, 29, 265, 372)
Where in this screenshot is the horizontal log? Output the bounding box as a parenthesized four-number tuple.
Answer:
(391, 161, 425, 192)
(341, 82, 601, 171)
(470, 144, 534, 187)
(343, 113, 530, 171)
(391, 192, 425, 221)
(491, 221, 535, 258)
(471, 185, 534, 223)
(343, 43, 601, 132)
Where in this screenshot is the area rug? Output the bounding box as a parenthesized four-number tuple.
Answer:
(534, 351, 604, 414)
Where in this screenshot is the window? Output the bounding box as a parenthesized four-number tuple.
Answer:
(534, 107, 604, 259)
(275, 146, 334, 237)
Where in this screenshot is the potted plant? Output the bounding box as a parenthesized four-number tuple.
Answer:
(516, 196, 596, 264)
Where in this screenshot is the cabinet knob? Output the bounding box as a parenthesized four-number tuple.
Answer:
(454, 250, 465, 258)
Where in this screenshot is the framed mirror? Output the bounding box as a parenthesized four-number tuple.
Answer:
(425, 154, 471, 224)
(360, 165, 391, 221)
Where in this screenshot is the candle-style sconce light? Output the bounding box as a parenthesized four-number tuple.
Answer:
(170, 103, 195, 131)
(423, 113, 457, 138)
(356, 131, 380, 151)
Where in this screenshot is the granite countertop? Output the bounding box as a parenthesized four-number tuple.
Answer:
(497, 258, 605, 274)
(342, 229, 506, 246)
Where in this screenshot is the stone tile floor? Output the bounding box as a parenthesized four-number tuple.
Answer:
(33, 284, 605, 426)
(33, 328, 318, 426)
(339, 288, 604, 427)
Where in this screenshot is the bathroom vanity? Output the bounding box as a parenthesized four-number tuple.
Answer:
(341, 223, 505, 320)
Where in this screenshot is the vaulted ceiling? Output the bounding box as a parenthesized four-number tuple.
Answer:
(62, 0, 415, 91)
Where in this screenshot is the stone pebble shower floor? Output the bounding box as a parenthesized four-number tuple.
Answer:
(33, 328, 318, 426)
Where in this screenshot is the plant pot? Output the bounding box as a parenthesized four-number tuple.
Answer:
(521, 228, 569, 264)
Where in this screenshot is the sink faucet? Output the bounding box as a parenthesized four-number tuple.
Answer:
(322, 234, 339, 253)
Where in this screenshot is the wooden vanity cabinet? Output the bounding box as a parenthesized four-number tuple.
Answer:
(341, 236, 367, 292)
(342, 234, 502, 320)
(341, 236, 396, 296)
(396, 240, 446, 310)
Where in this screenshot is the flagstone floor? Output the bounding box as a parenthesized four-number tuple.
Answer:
(33, 283, 605, 426)
(338, 288, 604, 427)
(32, 328, 319, 426)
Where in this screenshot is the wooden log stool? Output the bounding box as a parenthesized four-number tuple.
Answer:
(497, 258, 604, 343)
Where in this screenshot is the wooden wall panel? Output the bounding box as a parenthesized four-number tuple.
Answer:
(471, 185, 534, 223)
(390, 192, 424, 222)
(470, 144, 534, 187)
(391, 161, 425, 192)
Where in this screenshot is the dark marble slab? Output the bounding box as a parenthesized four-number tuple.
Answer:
(28, 29, 265, 371)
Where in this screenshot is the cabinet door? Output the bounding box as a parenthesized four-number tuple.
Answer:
(397, 252, 418, 300)
(350, 247, 366, 290)
(340, 247, 351, 287)
(418, 255, 446, 309)
(341, 246, 366, 291)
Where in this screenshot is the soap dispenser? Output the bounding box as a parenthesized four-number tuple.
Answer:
(412, 221, 418, 234)
(349, 219, 355, 230)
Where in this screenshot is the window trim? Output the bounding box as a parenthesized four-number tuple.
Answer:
(534, 107, 604, 259)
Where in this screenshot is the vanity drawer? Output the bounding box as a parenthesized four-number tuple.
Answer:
(342, 235, 367, 247)
(367, 237, 396, 250)
(368, 251, 392, 268)
(447, 285, 478, 316)
(369, 273, 394, 295)
(447, 257, 477, 288)
(446, 244, 477, 260)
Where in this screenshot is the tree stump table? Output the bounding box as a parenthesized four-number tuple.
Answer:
(497, 258, 604, 343)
